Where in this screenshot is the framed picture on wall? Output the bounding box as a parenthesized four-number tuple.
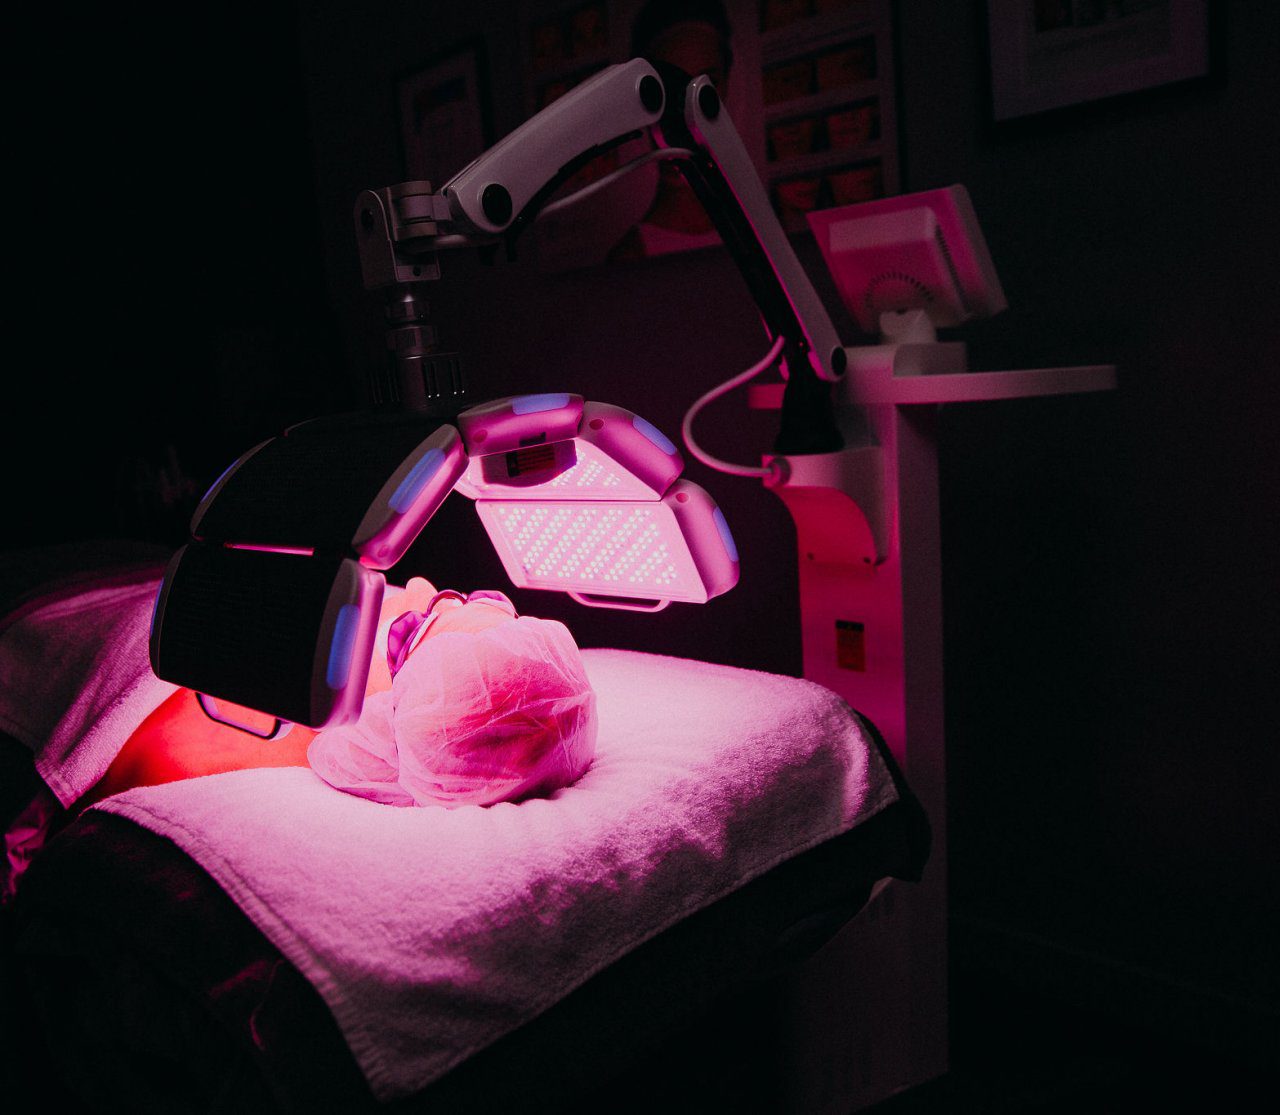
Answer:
(396, 39, 494, 188)
(986, 0, 1212, 123)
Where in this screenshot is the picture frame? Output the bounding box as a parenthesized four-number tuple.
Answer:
(985, 0, 1212, 124)
(396, 39, 494, 188)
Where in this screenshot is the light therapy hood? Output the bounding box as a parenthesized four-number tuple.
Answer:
(150, 394, 738, 729)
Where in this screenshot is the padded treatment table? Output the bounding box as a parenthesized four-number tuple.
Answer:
(0, 546, 928, 1114)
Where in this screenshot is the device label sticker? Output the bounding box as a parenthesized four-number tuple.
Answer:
(836, 620, 866, 670)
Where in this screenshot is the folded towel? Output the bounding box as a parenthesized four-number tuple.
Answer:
(2, 581, 899, 1102)
(0, 581, 176, 806)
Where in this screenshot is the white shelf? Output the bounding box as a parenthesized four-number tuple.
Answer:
(748, 343, 1118, 408)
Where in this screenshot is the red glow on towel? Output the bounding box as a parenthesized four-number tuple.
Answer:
(77, 690, 315, 811)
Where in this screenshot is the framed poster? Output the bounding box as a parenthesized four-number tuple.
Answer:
(986, 0, 1212, 123)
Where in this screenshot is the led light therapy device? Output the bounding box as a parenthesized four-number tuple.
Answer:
(151, 395, 736, 727)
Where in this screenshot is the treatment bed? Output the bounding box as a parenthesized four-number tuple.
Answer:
(0, 545, 929, 1114)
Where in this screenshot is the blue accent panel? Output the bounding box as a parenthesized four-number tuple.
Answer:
(632, 415, 677, 455)
(326, 604, 360, 689)
(512, 393, 571, 415)
(389, 448, 445, 514)
(713, 507, 739, 563)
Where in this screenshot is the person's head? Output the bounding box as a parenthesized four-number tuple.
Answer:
(631, 0, 733, 96)
(387, 590, 597, 808)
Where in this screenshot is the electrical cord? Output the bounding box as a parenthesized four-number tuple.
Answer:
(538, 147, 695, 220)
(681, 334, 787, 479)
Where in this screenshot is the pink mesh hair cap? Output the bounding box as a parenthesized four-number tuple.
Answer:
(389, 615, 597, 808)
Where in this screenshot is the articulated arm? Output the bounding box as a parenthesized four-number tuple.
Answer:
(154, 61, 860, 733)
(649, 67, 845, 454)
(355, 58, 847, 454)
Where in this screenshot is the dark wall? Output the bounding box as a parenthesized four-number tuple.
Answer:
(7, 3, 351, 552)
(901, 3, 1279, 1041)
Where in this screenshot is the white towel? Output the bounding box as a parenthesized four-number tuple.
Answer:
(0, 581, 176, 806)
(1, 581, 899, 1102)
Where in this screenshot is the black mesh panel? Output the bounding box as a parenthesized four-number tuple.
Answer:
(151, 545, 349, 725)
(194, 412, 445, 552)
